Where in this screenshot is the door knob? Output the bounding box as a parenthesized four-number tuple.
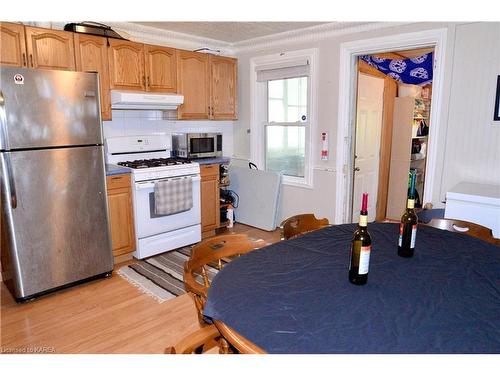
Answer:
(354, 167, 360, 172)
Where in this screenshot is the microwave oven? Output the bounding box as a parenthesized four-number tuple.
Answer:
(172, 133, 223, 159)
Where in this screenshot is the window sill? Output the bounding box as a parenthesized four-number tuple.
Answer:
(282, 176, 313, 190)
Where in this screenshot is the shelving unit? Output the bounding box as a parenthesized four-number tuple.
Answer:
(386, 95, 431, 220)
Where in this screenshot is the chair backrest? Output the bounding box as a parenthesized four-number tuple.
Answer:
(184, 234, 266, 323)
(280, 214, 330, 240)
(424, 218, 499, 246)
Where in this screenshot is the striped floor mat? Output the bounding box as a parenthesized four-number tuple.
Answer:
(117, 247, 225, 303)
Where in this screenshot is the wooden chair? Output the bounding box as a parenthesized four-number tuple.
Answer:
(424, 218, 500, 246)
(183, 234, 267, 353)
(280, 214, 330, 240)
(165, 325, 221, 354)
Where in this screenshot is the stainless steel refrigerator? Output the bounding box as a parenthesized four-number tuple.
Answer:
(0, 67, 113, 302)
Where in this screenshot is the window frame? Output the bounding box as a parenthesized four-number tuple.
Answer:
(264, 76, 310, 181)
(250, 49, 318, 188)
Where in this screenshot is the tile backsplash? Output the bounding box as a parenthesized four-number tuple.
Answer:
(103, 110, 234, 156)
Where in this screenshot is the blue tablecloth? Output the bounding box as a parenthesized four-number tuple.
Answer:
(203, 223, 500, 353)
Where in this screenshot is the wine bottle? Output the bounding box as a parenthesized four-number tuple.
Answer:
(349, 193, 372, 285)
(398, 171, 418, 258)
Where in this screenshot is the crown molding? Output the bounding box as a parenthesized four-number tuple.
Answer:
(47, 21, 237, 55)
(232, 22, 415, 54)
(38, 21, 415, 56)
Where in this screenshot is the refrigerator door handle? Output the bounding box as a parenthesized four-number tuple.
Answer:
(0, 90, 9, 150)
(0, 92, 16, 208)
(3, 153, 17, 209)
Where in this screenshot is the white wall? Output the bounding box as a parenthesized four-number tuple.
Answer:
(234, 22, 500, 223)
(440, 22, 500, 197)
(103, 111, 234, 157)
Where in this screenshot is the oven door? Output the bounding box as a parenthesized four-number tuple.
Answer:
(133, 175, 201, 239)
(187, 133, 218, 158)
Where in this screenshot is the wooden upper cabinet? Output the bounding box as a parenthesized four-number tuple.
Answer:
(209, 55, 238, 120)
(0, 22, 27, 67)
(177, 51, 209, 120)
(25, 26, 75, 70)
(107, 39, 145, 91)
(74, 34, 111, 121)
(144, 45, 177, 93)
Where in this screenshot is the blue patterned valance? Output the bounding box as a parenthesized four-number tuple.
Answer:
(359, 52, 433, 86)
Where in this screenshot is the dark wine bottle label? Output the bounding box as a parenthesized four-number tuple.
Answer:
(358, 245, 371, 274)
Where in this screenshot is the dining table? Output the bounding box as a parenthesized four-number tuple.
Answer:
(203, 223, 500, 354)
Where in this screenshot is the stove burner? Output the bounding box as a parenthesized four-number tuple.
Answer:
(117, 158, 192, 169)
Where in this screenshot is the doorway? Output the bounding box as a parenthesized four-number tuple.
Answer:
(336, 29, 447, 225)
(351, 47, 434, 222)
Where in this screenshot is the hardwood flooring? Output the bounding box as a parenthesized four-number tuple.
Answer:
(0, 223, 281, 354)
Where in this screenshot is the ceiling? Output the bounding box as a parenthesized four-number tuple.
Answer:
(133, 22, 329, 43)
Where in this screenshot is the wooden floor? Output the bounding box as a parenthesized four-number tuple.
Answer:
(0, 223, 281, 354)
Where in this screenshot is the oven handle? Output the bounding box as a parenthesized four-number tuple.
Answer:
(135, 175, 201, 190)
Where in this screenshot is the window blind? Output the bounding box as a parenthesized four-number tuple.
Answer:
(256, 58, 310, 82)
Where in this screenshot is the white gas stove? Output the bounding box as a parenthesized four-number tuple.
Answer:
(106, 135, 201, 259)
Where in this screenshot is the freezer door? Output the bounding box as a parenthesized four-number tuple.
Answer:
(0, 146, 113, 298)
(0, 67, 102, 150)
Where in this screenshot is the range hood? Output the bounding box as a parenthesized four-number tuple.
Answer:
(111, 91, 184, 110)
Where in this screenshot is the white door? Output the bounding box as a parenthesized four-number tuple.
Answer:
(352, 73, 385, 222)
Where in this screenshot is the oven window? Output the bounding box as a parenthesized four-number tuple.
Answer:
(190, 137, 214, 154)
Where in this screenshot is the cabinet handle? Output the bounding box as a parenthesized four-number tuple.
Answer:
(147, 76, 150, 87)
(111, 176, 123, 180)
(29, 54, 33, 67)
(22, 53, 26, 67)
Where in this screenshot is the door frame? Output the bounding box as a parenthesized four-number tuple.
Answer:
(335, 28, 448, 224)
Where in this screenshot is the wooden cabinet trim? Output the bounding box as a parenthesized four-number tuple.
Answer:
(106, 173, 131, 190)
(106, 174, 135, 256)
(200, 164, 220, 234)
(177, 50, 210, 120)
(107, 39, 145, 91)
(25, 26, 75, 71)
(0, 22, 27, 67)
(74, 34, 111, 121)
(144, 45, 177, 93)
(209, 55, 238, 120)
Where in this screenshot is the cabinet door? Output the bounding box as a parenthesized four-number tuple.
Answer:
(108, 39, 145, 91)
(0, 22, 27, 67)
(209, 55, 238, 120)
(144, 45, 177, 93)
(25, 26, 75, 70)
(200, 165, 220, 233)
(177, 51, 209, 119)
(107, 176, 136, 256)
(74, 34, 111, 121)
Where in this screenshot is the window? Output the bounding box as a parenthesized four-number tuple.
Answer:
(266, 77, 308, 177)
(251, 50, 316, 187)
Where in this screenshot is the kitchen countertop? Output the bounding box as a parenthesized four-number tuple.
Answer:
(194, 157, 231, 165)
(105, 164, 131, 176)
